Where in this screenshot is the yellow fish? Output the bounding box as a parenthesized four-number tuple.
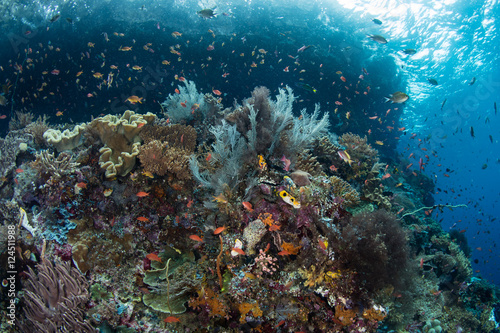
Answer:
(258, 155, 267, 171)
(278, 190, 300, 209)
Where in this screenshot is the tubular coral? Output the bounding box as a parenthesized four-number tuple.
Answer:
(138, 140, 191, 179)
(20, 259, 96, 332)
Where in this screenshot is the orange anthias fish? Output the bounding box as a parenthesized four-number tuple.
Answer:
(189, 235, 203, 242)
(136, 191, 149, 197)
(146, 253, 162, 262)
(126, 95, 143, 104)
(231, 248, 246, 255)
(269, 224, 281, 232)
(214, 226, 226, 235)
(164, 316, 181, 323)
(212, 89, 222, 95)
(137, 216, 149, 222)
(242, 201, 254, 212)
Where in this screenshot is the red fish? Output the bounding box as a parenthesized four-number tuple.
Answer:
(175, 88, 180, 94)
(146, 253, 162, 262)
(340, 76, 346, 82)
(136, 191, 149, 197)
(51, 69, 60, 75)
(231, 248, 246, 255)
(242, 201, 254, 212)
(269, 224, 281, 232)
(137, 217, 149, 222)
(189, 235, 203, 242)
(212, 89, 222, 95)
(381, 173, 391, 180)
(164, 316, 180, 323)
(214, 226, 226, 235)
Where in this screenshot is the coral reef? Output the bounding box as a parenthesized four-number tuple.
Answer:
(1, 83, 492, 333)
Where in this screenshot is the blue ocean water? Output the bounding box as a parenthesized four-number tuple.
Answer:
(1, 0, 500, 331)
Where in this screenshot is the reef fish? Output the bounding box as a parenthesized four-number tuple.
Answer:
(164, 316, 180, 323)
(189, 235, 203, 242)
(197, 8, 216, 18)
(385, 91, 409, 103)
(278, 190, 300, 209)
(368, 34, 388, 44)
(337, 150, 353, 166)
(214, 226, 226, 235)
(146, 253, 161, 262)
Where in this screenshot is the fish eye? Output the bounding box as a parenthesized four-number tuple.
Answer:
(282, 192, 287, 197)
(290, 198, 295, 203)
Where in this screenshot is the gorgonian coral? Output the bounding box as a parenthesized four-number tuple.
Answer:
(20, 259, 96, 332)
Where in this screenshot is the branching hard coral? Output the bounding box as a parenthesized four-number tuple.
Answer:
(338, 133, 379, 182)
(430, 235, 472, 282)
(8, 110, 34, 130)
(362, 165, 392, 209)
(138, 140, 191, 179)
(20, 259, 96, 332)
(32, 150, 80, 180)
(328, 175, 360, 208)
(26, 115, 50, 147)
(294, 150, 324, 176)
